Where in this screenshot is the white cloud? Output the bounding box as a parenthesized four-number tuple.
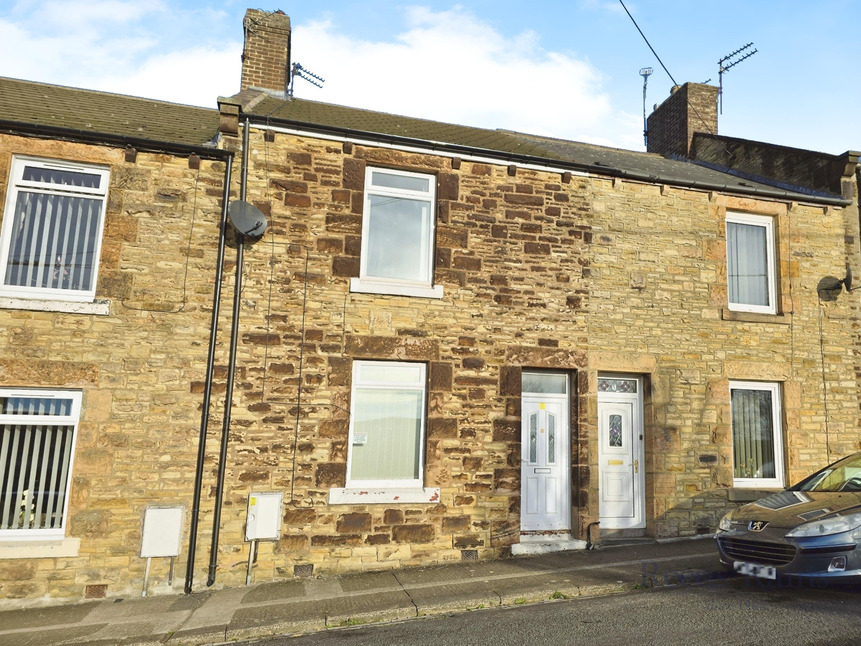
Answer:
(0, 2, 638, 145)
(291, 6, 635, 146)
(0, 0, 238, 106)
(98, 46, 241, 106)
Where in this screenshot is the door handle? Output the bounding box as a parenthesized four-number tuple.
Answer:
(634, 459, 639, 473)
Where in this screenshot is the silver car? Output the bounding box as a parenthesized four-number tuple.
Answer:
(715, 451, 861, 582)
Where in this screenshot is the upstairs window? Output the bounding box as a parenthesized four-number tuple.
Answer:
(726, 212, 777, 314)
(351, 167, 442, 298)
(0, 157, 109, 302)
(0, 389, 81, 539)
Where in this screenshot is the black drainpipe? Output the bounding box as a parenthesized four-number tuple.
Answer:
(206, 118, 251, 587)
(184, 152, 234, 595)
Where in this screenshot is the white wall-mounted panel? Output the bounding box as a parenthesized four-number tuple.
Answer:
(140, 506, 183, 558)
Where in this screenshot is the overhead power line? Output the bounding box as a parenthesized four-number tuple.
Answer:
(618, 0, 677, 86)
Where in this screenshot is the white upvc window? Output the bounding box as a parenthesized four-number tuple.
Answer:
(346, 361, 427, 489)
(729, 381, 784, 488)
(0, 389, 82, 540)
(350, 167, 442, 299)
(725, 211, 777, 314)
(0, 156, 110, 302)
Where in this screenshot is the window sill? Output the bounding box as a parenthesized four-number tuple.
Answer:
(0, 537, 80, 559)
(722, 309, 787, 325)
(729, 488, 783, 502)
(0, 297, 111, 315)
(329, 487, 441, 505)
(350, 278, 443, 300)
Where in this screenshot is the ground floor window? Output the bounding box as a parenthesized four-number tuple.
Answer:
(347, 361, 427, 488)
(729, 381, 784, 488)
(0, 389, 81, 538)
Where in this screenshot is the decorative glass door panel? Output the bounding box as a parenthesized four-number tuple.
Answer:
(598, 375, 644, 529)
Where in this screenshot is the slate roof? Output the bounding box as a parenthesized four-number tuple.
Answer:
(0, 77, 220, 148)
(241, 94, 848, 205)
(0, 76, 848, 204)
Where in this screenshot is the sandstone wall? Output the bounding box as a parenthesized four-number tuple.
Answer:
(1, 124, 858, 602)
(0, 135, 228, 600)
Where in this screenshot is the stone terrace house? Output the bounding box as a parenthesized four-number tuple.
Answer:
(0, 7, 859, 603)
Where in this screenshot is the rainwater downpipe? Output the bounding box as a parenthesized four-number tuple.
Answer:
(206, 118, 251, 587)
(184, 152, 234, 595)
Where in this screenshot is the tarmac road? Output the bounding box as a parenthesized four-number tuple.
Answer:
(246, 573, 861, 646)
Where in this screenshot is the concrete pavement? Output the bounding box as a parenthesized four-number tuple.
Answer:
(0, 537, 720, 646)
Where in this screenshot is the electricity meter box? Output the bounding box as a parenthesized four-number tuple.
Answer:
(140, 506, 184, 558)
(245, 492, 283, 541)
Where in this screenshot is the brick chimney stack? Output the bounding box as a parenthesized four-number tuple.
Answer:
(646, 83, 718, 158)
(240, 9, 292, 96)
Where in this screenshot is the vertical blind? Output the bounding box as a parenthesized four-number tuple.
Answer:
(0, 397, 75, 531)
(350, 389, 422, 481)
(727, 221, 770, 307)
(731, 387, 776, 480)
(7, 191, 102, 292)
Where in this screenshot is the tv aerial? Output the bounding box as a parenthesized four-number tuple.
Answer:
(288, 62, 325, 97)
(718, 43, 757, 113)
(639, 67, 653, 148)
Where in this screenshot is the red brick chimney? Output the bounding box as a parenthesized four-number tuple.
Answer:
(646, 83, 718, 158)
(240, 9, 292, 96)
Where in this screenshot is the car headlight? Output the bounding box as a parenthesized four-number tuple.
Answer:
(718, 512, 734, 532)
(785, 511, 861, 538)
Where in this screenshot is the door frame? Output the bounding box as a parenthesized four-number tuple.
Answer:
(597, 373, 645, 530)
(520, 371, 571, 536)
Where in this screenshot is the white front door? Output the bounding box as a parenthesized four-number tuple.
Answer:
(598, 375, 644, 529)
(521, 390, 570, 532)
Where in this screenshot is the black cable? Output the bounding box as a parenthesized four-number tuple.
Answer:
(619, 0, 719, 141)
(619, 0, 677, 86)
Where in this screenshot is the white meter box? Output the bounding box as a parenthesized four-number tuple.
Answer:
(246, 492, 283, 541)
(140, 506, 184, 558)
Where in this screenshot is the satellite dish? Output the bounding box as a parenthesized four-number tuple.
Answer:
(843, 265, 853, 292)
(228, 200, 268, 237)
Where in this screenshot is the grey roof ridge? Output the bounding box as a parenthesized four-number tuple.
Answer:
(497, 127, 656, 157)
(253, 94, 514, 132)
(1, 75, 220, 111)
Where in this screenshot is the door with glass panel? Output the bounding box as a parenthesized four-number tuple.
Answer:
(598, 375, 644, 529)
(520, 372, 570, 532)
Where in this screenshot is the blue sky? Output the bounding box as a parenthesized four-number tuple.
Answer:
(1, 1, 858, 154)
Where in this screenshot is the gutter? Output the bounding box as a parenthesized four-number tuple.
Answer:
(0, 119, 230, 160)
(242, 115, 851, 207)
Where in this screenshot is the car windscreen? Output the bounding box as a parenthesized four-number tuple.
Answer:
(792, 453, 861, 492)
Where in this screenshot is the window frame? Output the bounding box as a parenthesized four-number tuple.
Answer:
(725, 211, 777, 315)
(350, 166, 442, 299)
(345, 360, 428, 490)
(729, 380, 784, 489)
(0, 388, 82, 541)
(0, 156, 110, 303)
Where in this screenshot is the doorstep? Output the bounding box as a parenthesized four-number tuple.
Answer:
(511, 537, 587, 555)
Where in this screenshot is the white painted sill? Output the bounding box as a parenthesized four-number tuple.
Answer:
(0, 297, 111, 315)
(0, 537, 81, 559)
(350, 278, 443, 300)
(329, 487, 441, 505)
